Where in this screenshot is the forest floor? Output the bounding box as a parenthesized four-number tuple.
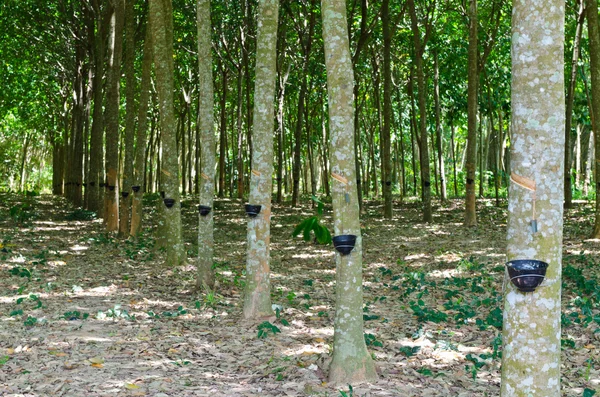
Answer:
(0, 192, 599, 397)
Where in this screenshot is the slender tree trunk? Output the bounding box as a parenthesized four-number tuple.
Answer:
(501, 0, 564, 394)
(408, 0, 432, 222)
(465, 0, 478, 226)
(130, 16, 153, 237)
(149, 0, 185, 266)
(564, 0, 585, 209)
(434, 52, 446, 201)
(87, 2, 102, 210)
(587, 0, 600, 237)
(243, 0, 279, 319)
(275, 22, 289, 204)
(19, 132, 30, 192)
(218, 66, 227, 198)
(119, 0, 135, 238)
(322, 0, 377, 384)
(89, 1, 106, 212)
(450, 119, 459, 197)
(381, 0, 393, 218)
(104, 0, 125, 231)
(196, 0, 216, 290)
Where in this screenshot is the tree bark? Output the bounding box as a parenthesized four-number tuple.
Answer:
(104, 0, 125, 232)
(407, 0, 432, 222)
(130, 14, 153, 238)
(586, 0, 600, 237)
(433, 51, 446, 201)
(149, 0, 185, 266)
(381, 0, 393, 217)
(87, 0, 105, 212)
(465, 0, 478, 226)
(119, 0, 135, 238)
(243, 0, 279, 319)
(564, 0, 584, 209)
(322, 0, 377, 384)
(501, 0, 564, 395)
(196, 0, 216, 291)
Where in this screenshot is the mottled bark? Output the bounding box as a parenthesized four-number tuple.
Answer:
(243, 0, 279, 319)
(196, 0, 216, 291)
(104, 0, 125, 232)
(322, 0, 377, 384)
(130, 14, 153, 237)
(465, 0, 478, 226)
(119, 0, 135, 238)
(501, 0, 564, 395)
(149, 0, 185, 266)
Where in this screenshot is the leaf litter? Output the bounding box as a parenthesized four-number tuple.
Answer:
(0, 193, 598, 396)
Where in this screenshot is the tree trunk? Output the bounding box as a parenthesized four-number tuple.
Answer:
(104, 0, 125, 232)
(243, 0, 279, 319)
(275, 20, 289, 204)
(196, 0, 216, 291)
(87, 0, 105, 212)
(564, 0, 584, 209)
(450, 119, 459, 197)
(130, 13, 153, 238)
(407, 0, 432, 222)
(586, 0, 600, 237)
(218, 65, 227, 198)
(322, 0, 377, 384)
(119, 0, 135, 238)
(465, 0, 478, 226)
(149, 0, 185, 266)
(501, 0, 564, 395)
(434, 52, 446, 201)
(381, 0, 393, 218)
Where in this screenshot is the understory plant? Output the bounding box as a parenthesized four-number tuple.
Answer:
(292, 195, 332, 244)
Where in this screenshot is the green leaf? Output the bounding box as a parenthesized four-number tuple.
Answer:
(584, 389, 596, 397)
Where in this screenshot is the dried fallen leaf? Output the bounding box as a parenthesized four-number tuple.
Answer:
(125, 383, 140, 390)
(89, 357, 104, 364)
(91, 363, 104, 368)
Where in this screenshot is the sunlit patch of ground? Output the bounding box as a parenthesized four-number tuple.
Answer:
(0, 194, 598, 396)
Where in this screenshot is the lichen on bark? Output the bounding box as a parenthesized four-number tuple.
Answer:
(243, 0, 279, 319)
(501, 1, 564, 396)
(196, 0, 216, 291)
(322, 0, 377, 385)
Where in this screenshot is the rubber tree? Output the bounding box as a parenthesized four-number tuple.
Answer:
(130, 16, 153, 238)
(564, 0, 584, 210)
(103, 0, 125, 232)
(501, 0, 564, 395)
(407, 0, 432, 222)
(87, 0, 105, 214)
(381, 0, 393, 218)
(196, 0, 216, 291)
(586, 0, 600, 238)
(322, 0, 377, 384)
(119, 0, 135, 238)
(243, 0, 279, 319)
(464, 0, 478, 226)
(149, 0, 185, 266)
